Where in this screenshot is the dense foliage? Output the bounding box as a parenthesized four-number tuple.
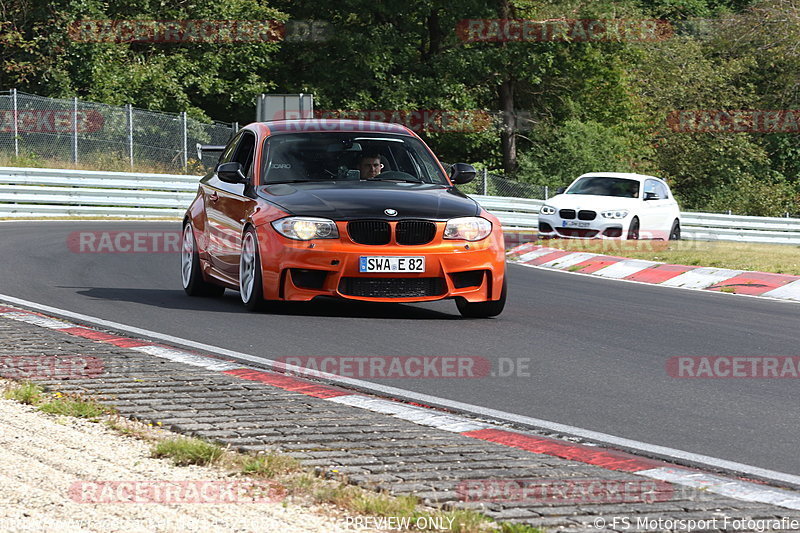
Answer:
(2, 0, 799, 214)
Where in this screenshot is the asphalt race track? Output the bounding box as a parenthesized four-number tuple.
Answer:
(2, 221, 799, 475)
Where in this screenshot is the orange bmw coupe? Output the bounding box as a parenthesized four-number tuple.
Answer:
(181, 119, 506, 317)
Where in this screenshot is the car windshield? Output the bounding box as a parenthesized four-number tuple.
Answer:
(566, 176, 640, 198)
(261, 132, 449, 185)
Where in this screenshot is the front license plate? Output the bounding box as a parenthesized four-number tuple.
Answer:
(564, 221, 591, 228)
(359, 256, 425, 273)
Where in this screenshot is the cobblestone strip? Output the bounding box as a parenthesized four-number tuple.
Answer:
(1, 311, 800, 532)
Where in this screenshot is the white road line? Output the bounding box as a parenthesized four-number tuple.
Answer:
(660, 267, 745, 289)
(518, 248, 559, 262)
(329, 395, 490, 433)
(539, 252, 598, 269)
(592, 259, 658, 279)
(1, 292, 800, 490)
(763, 279, 800, 302)
(2, 312, 76, 329)
(130, 345, 240, 372)
(640, 467, 800, 510)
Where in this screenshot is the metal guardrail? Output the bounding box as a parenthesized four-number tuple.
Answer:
(1, 167, 799, 244)
(0, 167, 196, 218)
(471, 195, 542, 232)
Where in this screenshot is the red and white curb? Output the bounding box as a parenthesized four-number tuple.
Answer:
(1, 301, 800, 511)
(509, 243, 800, 301)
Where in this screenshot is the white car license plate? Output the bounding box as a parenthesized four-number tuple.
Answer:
(564, 221, 591, 228)
(359, 256, 425, 273)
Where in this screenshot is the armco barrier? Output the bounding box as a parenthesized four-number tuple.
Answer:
(0, 166, 196, 218)
(0, 166, 798, 244)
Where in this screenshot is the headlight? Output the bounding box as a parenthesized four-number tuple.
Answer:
(601, 210, 629, 219)
(271, 217, 339, 240)
(540, 205, 556, 215)
(444, 217, 492, 241)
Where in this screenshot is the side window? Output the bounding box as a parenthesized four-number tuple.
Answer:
(218, 132, 242, 165)
(644, 180, 659, 198)
(656, 182, 670, 199)
(233, 132, 256, 178)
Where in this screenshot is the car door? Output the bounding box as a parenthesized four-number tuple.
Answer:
(205, 130, 258, 280)
(642, 179, 672, 238)
(659, 181, 680, 233)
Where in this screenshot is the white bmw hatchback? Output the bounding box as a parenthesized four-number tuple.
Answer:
(538, 173, 681, 240)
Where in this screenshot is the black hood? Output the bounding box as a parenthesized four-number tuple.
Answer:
(257, 181, 480, 220)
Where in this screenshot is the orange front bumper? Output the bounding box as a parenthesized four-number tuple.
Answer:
(256, 221, 506, 303)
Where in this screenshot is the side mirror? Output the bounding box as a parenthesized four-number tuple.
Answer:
(643, 191, 659, 201)
(450, 163, 477, 185)
(556, 186, 566, 194)
(217, 162, 248, 184)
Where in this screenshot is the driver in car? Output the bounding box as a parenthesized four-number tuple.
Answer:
(358, 153, 384, 179)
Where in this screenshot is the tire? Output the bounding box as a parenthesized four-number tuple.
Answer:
(456, 277, 507, 318)
(181, 223, 225, 297)
(626, 217, 640, 240)
(669, 219, 681, 240)
(239, 227, 266, 311)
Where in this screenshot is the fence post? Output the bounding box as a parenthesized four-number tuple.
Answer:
(233, 122, 239, 133)
(544, 185, 549, 200)
(181, 112, 188, 170)
(72, 97, 78, 164)
(482, 168, 488, 195)
(127, 104, 134, 169)
(11, 89, 18, 157)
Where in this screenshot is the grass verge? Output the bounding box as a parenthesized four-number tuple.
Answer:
(151, 436, 224, 466)
(38, 392, 111, 419)
(2, 381, 44, 404)
(3, 382, 110, 418)
(0, 154, 200, 175)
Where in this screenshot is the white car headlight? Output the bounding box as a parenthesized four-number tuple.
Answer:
(444, 217, 492, 241)
(271, 217, 339, 240)
(601, 210, 629, 219)
(540, 205, 556, 215)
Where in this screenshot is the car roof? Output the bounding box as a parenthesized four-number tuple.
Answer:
(257, 119, 415, 136)
(576, 172, 666, 183)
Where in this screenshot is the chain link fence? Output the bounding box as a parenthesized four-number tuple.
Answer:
(0, 90, 235, 172)
(442, 165, 548, 199)
(0, 91, 549, 197)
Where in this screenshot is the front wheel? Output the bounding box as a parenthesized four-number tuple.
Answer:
(456, 278, 507, 318)
(669, 220, 681, 240)
(181, 223, 225, 297)
(239, 228, 266, 311)
(626, 217, 640, 240)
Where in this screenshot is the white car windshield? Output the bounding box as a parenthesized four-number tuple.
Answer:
(566, 177, 640, 198)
